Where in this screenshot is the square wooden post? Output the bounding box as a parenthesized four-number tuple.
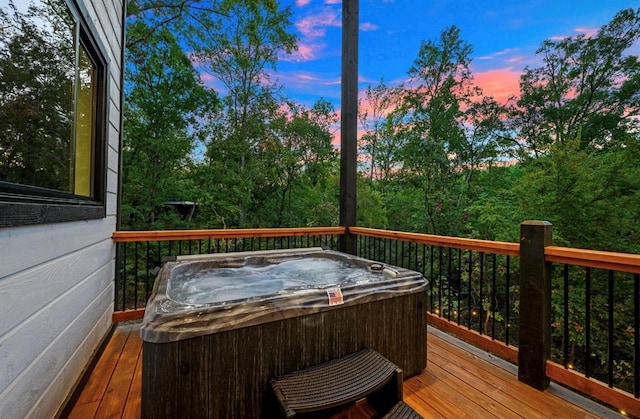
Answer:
(339, 0, 358, 255)
(518, 220, 553, 390)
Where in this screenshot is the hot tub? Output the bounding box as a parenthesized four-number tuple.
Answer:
(141, 248, 427, 418)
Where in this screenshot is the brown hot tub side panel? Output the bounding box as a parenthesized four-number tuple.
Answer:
(142, 290, 426, 418)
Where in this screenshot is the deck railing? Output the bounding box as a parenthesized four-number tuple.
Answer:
(350, 227, 520, 361)
(112, 223, 640, 416)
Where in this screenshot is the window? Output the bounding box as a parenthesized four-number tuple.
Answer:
(0, 0, 108, 227)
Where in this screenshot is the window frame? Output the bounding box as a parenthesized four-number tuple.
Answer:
(0, 0, 109, 228)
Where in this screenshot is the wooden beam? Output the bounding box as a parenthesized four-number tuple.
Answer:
(339, 0, 358, 255)
(112, 227, 345, 242)
(350, 226, 520, 256)
(112, 309, 145, 323)
(518, 221, 553, 390)
(546, 245, 640, 274)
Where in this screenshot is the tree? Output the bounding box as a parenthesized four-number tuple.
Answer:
(121, 23, 217, 229)
(397, 26, 494, 235)
(125, 0, 225, 48)
(195, 0, 296, 227)
(512, 8, 640, 156)
(509, 8, 640, 252)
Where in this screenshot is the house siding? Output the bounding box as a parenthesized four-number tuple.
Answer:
(0, 0, 124, 416)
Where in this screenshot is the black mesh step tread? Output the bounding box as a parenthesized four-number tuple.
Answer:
(270, 349, 401, 415)
(382, 401, 423, 419)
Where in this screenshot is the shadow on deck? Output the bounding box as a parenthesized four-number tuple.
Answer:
(65, 323, 619, 418)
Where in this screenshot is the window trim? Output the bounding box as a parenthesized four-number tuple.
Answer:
(0, 0, 110, 228)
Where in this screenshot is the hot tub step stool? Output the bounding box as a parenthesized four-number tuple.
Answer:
(269, 348, 421, 418)
(382, 401, 423, 419)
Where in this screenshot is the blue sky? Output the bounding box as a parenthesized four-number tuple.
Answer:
(276, 0, 640, 108)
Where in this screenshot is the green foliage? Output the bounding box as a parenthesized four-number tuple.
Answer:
(121, 23, 217, 229)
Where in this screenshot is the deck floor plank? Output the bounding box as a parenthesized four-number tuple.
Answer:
(95, 324, 142, 419)
(66, 324, 612, 418)
(427, 332, 600, 418)
(67, 325, 131, 419)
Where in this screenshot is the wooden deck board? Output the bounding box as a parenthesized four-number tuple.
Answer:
(67, 324, 612, 418)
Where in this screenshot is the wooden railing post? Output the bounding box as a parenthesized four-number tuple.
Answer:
(518, 220, 553, 390)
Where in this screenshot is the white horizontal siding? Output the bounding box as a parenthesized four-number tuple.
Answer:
(0, 0, 124, 416)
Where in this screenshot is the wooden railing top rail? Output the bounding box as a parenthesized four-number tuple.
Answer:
(350, 227, 520, 257)
(112, 227, 346, 243)
(545, 246, 640, 275)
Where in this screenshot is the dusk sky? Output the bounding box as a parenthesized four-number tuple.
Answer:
(275, 0, 640, 109)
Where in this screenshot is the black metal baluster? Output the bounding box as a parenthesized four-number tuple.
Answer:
(208, 237, 212, 253)
(479, 252, 485, 334)
(563, 264, 570, 367)
(447, 247, 452, 321)
(188, 239, 193, 255)
(457, 248, 462, 325)
(585, 267, 591, 378)
(438, 247, 443, 317)
(635, 273, 639, 398)
(178, 240, 182, 255)
(608, 270, 614, 387)
(145, 241, 151, 303)
(467, 250, 473, 329)
(492, 253, 497, 340)
(169, 241, 173, 256)
(121, 242, 127, 312)
(383, 238, 387, 265)
(505, 256, 511, 346)
(401, 241, 406, 268)
(430, 246, 435, 313)
(133, 241, 139, 310)
(394, 240, 399, 266)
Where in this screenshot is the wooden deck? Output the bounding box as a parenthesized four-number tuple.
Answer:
(66, 323, 618, 418)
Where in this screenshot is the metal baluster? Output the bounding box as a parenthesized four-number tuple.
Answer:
(447, 247, 452, 321)
(457, 248, 462, 325)
(438, 247, 443, 317)
(467, 250, 473, 329)
(505, 256, 511, 346)
(585, 267, 591, 378)
(563, 264, 570, 367)
(608, 270, 615, 387)
(635, 273, 639, 398)
(479, 252, 485, 334)
(145, 241, 151, 303)
(492, 253, 497, 340)
(134, 242, 139, 309)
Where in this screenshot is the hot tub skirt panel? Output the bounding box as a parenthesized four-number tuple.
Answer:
(141, 289, 426, 418)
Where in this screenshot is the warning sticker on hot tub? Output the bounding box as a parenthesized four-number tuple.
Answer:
(327, 287, 344, 306)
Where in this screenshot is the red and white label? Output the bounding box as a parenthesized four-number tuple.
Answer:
(326, 288, 344, 306)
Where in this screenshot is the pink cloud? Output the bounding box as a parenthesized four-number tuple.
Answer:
(360, 22, 378, 32)
(472, 67, 522, 105)
(550, 26, 599, 42)
(575, 26, 598, 38)
(295, 10, 341, 39)
(281, 42, 325, 62)
(274, 71, 341, 94)
(296, 0, 311, 6)
(199, 73, 215, 83)
(477, 48, 517, 61)
(504, 56, 526, 64)
(325, 0, 341, 4)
